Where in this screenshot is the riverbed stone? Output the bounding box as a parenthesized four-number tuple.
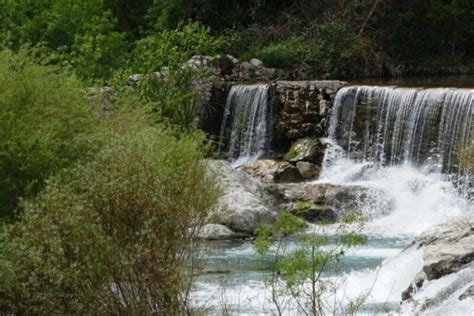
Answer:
(284, 138, 327, 165)
(195, 224, 243, 240)
(420, 217, 474, 281)
(250, 58, 264, 68)
(266, 182, 387, 218)
(291, 203, 338, 223)
(401, 216, 474, 304)
(206, 160, 278, 235)
(238, 159, 305, 183)
(459, 284, 474, 300)
(273, 162, 303, 183)
(296, 161, 321, 179)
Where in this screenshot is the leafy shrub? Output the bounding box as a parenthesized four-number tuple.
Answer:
(130, 22, 221, 74)
(302, 22, 368, 78)
(126, 22, 221, 131)
(241, 38, 305, 69)
(255, 211, 367, 314)
(71, 12, 128, 81)
(0, 49, 98, 219)
(0, 126, 221, 314)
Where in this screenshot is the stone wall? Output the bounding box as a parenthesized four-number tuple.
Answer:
(273, 80, 348, 143)
(188, 55, 349, 153)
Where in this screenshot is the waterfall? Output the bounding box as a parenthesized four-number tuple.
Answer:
(329, 86, 473, 174)
(219, 84, 272, 163)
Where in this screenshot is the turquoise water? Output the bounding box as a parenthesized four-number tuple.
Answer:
(196, 236, 410, 290)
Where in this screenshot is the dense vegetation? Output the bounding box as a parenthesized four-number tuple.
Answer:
(1, 0, 472, 80)
(0, 0, 474, 80)
(0, 33, 220, 314)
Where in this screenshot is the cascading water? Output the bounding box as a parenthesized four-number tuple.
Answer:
(314, 86, 473, 313)
(322, 85, 473, 234)
(329, 86, 473, 175)
(218, 84, 272, 164)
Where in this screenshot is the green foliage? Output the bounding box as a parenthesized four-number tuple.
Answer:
(0, 126, 221, 314)
(0, 50, 99, 220)
(71, 12, 128, 81)
(127, 22, 221, 131)
(1, 0, 473, 80)
(254, 211, 367, 313)
(130, 22, 221, 74)
(147, 0, 192, 31)
(241, 38, 305, 69)
(272, 211, 307, 236)
(293, 200, 315, 214)
(302, 22, 367, 78)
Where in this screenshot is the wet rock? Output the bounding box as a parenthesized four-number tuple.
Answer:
(305, 183, 369, 213)
(237, 159, 279, 183)
(206, 160, 278, 234)
(273, 162, 303, 183)
(420, 217, 474, 281)
(195, 224, 244, 240)
(296, 161, 321, 179)
(266, 182, 384, 218)
(459, 284, 474, 300)
(291, 204, 337, 223)
(284, 138, 327, 165)
(401, 216, 474, 306)
(239, 160, 303, 183)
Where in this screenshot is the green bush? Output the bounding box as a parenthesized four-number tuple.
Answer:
(0, 126, 221, 314)
(71, 12, 128, 81)
(0, 49, 99, 220)
(126, 22, 221, 131)
(255, 211, 367, 314)
(242, 38, 305, 69)
(302, 22, 367, 78)
(130, 22, 221, 74)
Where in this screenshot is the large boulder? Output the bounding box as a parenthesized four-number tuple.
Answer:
(238, 159, 302, 183)
(290, 203, 338, 223)
(273, 162, 303, 183)
(284, 138, 327, 165)
(195, 224, 243, 240)
(296, 161, 321, 179)
(401, 216, 474, 312)
(206, 160, 278, 234)
(418, 217, 474, 281)
(266, 182, 390, 221)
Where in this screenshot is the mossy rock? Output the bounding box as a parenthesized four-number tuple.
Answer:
(284, 138, 327, 164)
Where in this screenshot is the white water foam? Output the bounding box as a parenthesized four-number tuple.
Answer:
(315, 140, 471, 238)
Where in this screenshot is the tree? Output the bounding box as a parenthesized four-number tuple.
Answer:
(0, 49, 98, 220)
(255, 211, 367, 314)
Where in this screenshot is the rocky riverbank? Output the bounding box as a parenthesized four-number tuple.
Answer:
(400, 216, 474, 314)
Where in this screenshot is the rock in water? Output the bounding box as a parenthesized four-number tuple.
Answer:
(296, 161, 321, 179)
(401, 216, 474, 314)
(238, 159, 303, 183)
(195, 224, 242, 240)
(419, 217, 474, 281)
(206, 160, 278, 235)
(284, 138, 327, 165)
(273, 162, 302, 183)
